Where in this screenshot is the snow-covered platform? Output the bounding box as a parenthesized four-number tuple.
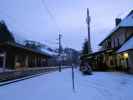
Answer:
(0, 68, 133, 100)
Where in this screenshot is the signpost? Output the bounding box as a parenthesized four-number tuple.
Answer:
(71, 64, 75, 92)
(58, 56, 62, 72)
(58, 33, 62, 72)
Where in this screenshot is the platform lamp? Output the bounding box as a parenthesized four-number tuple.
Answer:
(123, 52, 129, 71)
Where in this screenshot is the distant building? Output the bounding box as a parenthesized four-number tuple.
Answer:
(0, 21, 52, 71)
(81, 10, 133, 73)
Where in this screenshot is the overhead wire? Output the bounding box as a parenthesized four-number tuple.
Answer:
(0, 1, 61, 49)
(40, 0, 63, 49)
(40, 0, 61, 33)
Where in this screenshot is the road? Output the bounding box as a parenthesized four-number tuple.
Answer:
(0, 67, 133, 100)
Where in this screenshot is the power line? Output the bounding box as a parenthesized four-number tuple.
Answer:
(40, 0, 61, 32)
(0, 2, 61, 48)
(40, 0, 64, 50)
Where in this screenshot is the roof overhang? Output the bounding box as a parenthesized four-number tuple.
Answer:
(0, 42, 52, 58)
(80, 48, 116, 60)
(117, 35, 133, 53)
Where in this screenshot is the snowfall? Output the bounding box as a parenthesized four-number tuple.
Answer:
(0, 67, 133, 100)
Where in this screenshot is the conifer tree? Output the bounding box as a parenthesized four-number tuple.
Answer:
(82, 39, 92, 55)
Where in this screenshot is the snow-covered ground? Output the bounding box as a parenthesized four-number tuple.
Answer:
(0, 68, 133, 100)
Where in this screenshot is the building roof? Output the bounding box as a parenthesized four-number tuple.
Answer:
(99, 10, 133, 45)
(119, 10, 133, 27)
(0, 21, 56, 57)
(0, 42, 52, 57)
(80, 48, 116, 60)
(40, 47, 58, 56)
(0, 21, 15, 42)
(117, 36, 133, 53)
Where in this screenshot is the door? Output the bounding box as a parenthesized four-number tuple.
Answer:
(0, 55, 4, 68)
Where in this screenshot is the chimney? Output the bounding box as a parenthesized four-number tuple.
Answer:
(115, 18, 121, 26)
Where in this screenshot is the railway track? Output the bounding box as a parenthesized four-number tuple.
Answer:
(0, 67, 62, 86)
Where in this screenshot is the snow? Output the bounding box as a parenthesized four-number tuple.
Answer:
(117, 36, 133, 53)
(40, 47, 58, 56)
(100, 11, 133, 45)
(119, 12, 133, 27)
(0, 68, 133, 100)
(113, 11, 133, 32)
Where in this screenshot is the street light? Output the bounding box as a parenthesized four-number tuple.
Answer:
(123, 52, 128, 59)
(123, 52, 129, 71)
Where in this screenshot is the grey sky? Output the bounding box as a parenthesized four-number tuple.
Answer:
(0, 0, 132, 51)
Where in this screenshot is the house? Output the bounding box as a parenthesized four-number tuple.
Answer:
(0, 21, 52, 71)
(81, 10, 133, 72)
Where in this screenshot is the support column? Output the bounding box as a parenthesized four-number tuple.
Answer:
(41, 57, 43, 67)
(25, 56, 29, 68)
(14, 55, 18, 69)
(38, 57, 41, 67)
(2, 52, 6, 72)
(35, 56, 37, 67)
(14, 55, 21, 70)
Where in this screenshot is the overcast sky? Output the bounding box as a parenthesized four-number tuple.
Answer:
(0, 0, 132, 51)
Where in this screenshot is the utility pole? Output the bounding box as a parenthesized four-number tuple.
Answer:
(86, 8, 91, 53)
(58, 33, 62, 72)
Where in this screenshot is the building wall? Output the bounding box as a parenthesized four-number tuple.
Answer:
(101, 28, 133, 50)
(0, 44, 50, 70)
(0, 46, 15, 69)
(6, 51, 15, 69)
(109, 29, 126, 48)
(99, 27, 133, 71)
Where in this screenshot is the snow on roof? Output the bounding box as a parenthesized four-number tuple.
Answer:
(119, 11, 133, 27)
(99, 10, 133, 45)
(117, 36, 133, 53)
(13, 33, 26, 44)
(40, 47, 58, 56)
